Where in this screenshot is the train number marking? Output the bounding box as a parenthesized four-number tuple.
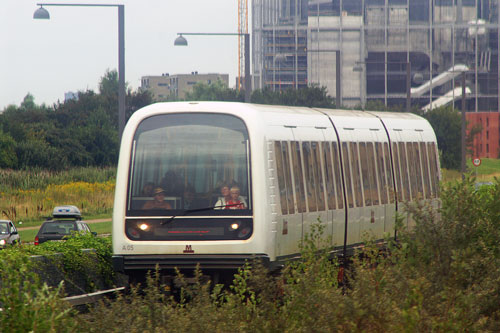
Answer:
(183, 245, 194, 254)
(122, 245, 134, 251)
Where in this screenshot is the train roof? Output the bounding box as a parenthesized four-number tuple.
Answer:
(126, 101, 435, 140)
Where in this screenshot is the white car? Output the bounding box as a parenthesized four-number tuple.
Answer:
(0, 220, 21, 248)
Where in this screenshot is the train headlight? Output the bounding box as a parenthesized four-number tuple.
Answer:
(139, 223, 150, 231)
(230, 223, 240, 231)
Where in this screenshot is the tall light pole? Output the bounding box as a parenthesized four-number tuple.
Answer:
(174, 33, 251, 103)
(34, 3, 126, 141)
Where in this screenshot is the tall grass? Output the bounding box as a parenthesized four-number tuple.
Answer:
(1, 181, 115, 223)
(0, 167, 116, 223)
(0, 166, 116, 192)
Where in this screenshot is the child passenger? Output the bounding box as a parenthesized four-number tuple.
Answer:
(225, 186, 246, 210)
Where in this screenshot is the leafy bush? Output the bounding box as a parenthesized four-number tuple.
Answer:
(0, 254, 76, 332)
(0, 234, 115, 295)
(4, 176, 500, 331)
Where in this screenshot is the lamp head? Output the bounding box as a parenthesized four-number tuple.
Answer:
(174, 35, 188, 46)
(34, 6, 50, 19)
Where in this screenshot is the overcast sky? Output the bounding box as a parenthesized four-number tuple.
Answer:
(0, 1, 243, 109)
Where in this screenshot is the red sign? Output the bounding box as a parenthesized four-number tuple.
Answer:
(472, 158, 481, 167)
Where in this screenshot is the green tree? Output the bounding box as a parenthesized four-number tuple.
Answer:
(185, 80, 244, 101)
(251, 85, 335, 108)
(423, 105, 461, 170)
(0, 129, 17, 168)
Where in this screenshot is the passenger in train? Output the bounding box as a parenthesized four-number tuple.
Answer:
(214, 182, 248, 209)
(141, 182, 155, 197)
(214, 183, 231, 209)
(160, 170, 184, 197)
(142, 187, 172, 210)
(225, 185, 247, 210)
(183, 184, 205, 210)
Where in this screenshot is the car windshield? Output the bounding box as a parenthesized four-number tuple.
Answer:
(41, 222, 77, 235)
(0, 222, 8, 234)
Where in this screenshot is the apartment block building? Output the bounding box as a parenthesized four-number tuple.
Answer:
(141, 72, 229, 101)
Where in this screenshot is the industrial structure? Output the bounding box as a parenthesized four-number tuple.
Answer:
(251, 0, 500, 112)
(140, 72, 229, 101)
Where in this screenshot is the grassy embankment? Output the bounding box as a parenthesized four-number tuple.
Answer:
(442, 157, 500, 182)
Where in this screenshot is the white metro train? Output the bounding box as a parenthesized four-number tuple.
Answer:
(112, 102, 440, 280)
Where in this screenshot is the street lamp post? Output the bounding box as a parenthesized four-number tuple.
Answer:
(174, 33, 251, 103)
(34, 3, 126, 141)
(461, 72, 467, 179)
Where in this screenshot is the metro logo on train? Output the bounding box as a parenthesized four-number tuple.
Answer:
(111, 102, 440, 282)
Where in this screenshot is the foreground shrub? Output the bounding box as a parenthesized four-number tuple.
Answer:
(0, 254, 76, 332)
(5, 176, 500, 331)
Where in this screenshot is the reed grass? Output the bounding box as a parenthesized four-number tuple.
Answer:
(0, 167, 116, 192)
(0, 167, 115, 224)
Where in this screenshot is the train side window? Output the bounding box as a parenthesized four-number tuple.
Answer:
(398, 142, 411, 202)
(322, 142, 337, 210)
(413, 142, 424, 198)
(332, 143, 344, 209)
(312, 142, 326, 211)
(303, 142, 318, 212)
(367, 142, 380, 205)
(384, 143, 395, 203)
(342, 142, 354, 208)
(281, 141, 295, 214)
(407, 143, 418, 199)
(350, 142, 363, 207)
(376, 143, 388, 204)
(420, 142, 431, 199)
(427, 142, 439, 197)
(291, 141, 307, 212)
(274, 141, 288, 215)
(392, 142, 403, 202)
(359, 143, 372, 206)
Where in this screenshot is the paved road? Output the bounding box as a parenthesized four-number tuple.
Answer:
(17, 218, 111, 231)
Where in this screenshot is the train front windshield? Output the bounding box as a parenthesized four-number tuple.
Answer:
(125, 113, 252, 241)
